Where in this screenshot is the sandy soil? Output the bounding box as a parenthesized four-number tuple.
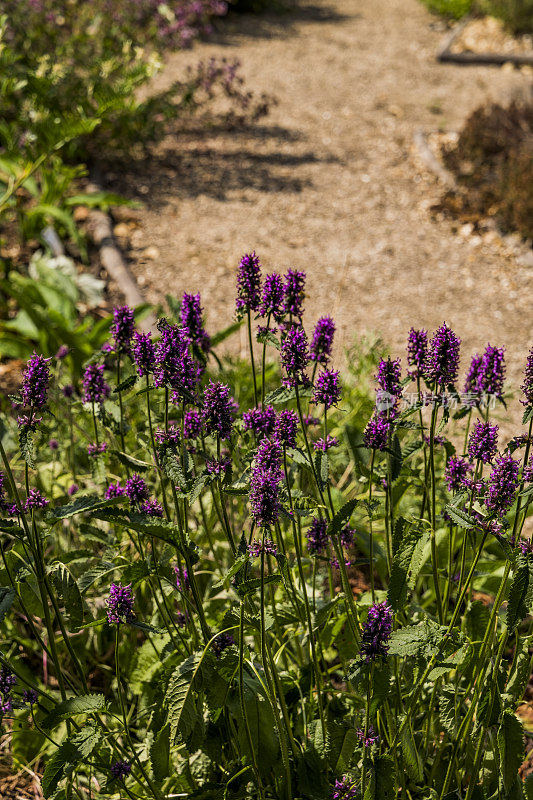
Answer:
(105, 0, 532, 412)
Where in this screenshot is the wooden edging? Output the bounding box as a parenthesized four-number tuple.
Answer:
(86, 181, 155, 332)
(436, 16, 533, 67)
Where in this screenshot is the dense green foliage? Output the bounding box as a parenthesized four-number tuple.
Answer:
(420, 0, 533, 30)
(1, 262, 533, 799)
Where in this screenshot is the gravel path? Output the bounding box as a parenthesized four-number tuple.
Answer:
(108, 0, 532, 407)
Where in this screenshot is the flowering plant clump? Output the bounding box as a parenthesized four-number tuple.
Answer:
(1, 257, 533, 800)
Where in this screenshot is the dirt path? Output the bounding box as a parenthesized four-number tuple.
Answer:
(108, 0, 532, 403)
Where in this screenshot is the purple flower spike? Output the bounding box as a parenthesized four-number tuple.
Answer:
(248, 538, 278, 557)
(333, 776, 358, 800)
(105, 482, 125, 499)
(183, 409, 203, 439)
(21, 354, 50, 409)
(24, 489, 49, 512)
(274, 409, 298, 448)
(68, 484, 79, 497)
(356, 726, 379, 747)
(111, 306, 135, 354)
(376, 357, 402, 413)
(280, 325, 309, 387)
(181, 292, 210, 353)
(260, 273, 285, 321)
(283, 269, 306, 319)
(310, 317, 336, 366)
(444, 456, 472, 492)
(56, 345, 69, 360)
(313, 369, 341, 410)
(407, 328, 427, 377)
(313, 435, 338, 452)
(22, 689, 38, 706)
(360, 601, 393, 662)
(82, 363, 107, 405)
(249, 469, 282, 528)
(467, 420, 499, 464)
(125, 473, 149, 505)
(425, 322, 461, 389)
(464, 353, 483, 395)
(485, 452, 520, 516)
(212, 632, 235, 657)
(255, 437, 282, 473)
(140, 499, 163, 517)
(202, 381, 238, 440)
(132, 331, 155, 377)
(521, 347, 533, 407)
(106, 583, 135, 625)
(243, 406, 276, 436)
(236, 251, 261, 316)
(174, 566, 189, 592)
(363, 416, 390, 451)
(0, 668, 16, 697)
(111, 761, 132, 780)
(306, 517, 328, 555)
(479, 345, 505, 399)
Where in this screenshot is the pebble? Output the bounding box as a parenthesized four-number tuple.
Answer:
(143, 246, 160, 260)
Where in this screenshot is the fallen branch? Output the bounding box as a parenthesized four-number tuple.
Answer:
(436, 16, 533, 67)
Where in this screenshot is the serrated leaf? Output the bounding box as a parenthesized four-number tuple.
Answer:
(387, 521, 426, 611)
(327, 498, 358, 539)
(41, 741, 78, 798)
(48, 563, 83, 627)
(438, 684, 458, 737)
(498, 710, 524, 791)
(51, 494, 126, 519)
(42, 694, 107, 730)
(150, 722, 170, 781)
(166, 651, 205, 743)
(364, 754, 396, 800)
(506, 554, 533, 632)
(444, 505, 478, 529)
(523, 406, 533, 426)
(111, 450, 151, 472)
(400, 720, 423, 782)
(0, 586, 15, 623)
(113, 374, 138, 393)
(210, 319, 244, 347)
(159, 447, 187, 489)
(18, 425, 35, 468)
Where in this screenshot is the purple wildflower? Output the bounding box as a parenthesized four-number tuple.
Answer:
(464, 354, 483, 396)
(260, 273, 284, 321)
(340, 526, 355, 547)
(280, 325, 309, 386)
(24, 490, 48, 512)
(306, 517, 328, 555)
(249, 469, 282, 528)
(181, 292, 210, 352)
(521, 347, 533, 406)
(363, 416, 390, 451)
(22, 689, 38, 706)
(283, 269, 305, 319)
(155, 424, 180, 446)
(485, 452, 520, 516)
(183, 410, 203, 439)
(444, 457, 472, 492)
(21, 354, 50, 409)
(105, 482, 125, 499)
(82, 363, 107, 405)
(106, 583, 135, 625)
(87, 442, 107, 458)
(0, 668, 16, 697)
(313, 436, 339, 452)
(468, 420, 499, 464)
(333, 776, 358, 800)
(274, 409, 298, 448)
(110, 761, 132, 780)
(478, 345, 506, 399)
(248, 538, 278, 557)
(111, 306, 135, 354)
(310, 317, 335, 366)
(154, 320, 201, 403)
(255, 437, 282, 472)
(524, 455, 533, 484)
(68, 484, 79, 496)
(48, 439, 58, 450)
(174, 566, 189, 592)
(313, 369, 341, 410)
(176, 610, 188, 628)
(212, 632, 235, 657)
(62, 384, 74, 398)
(125, 474, 149, 505)
(236, 251, 261, 315)
(243, 406, 276, 436)
(132, 331, 155, 377)
(424, 322, 461, 389)
(356, 727, 379, 747)
(140, 499, 163, 517)
(360, 602, 393, 662)
(202, 381, 238, 439)
(206, 457, 231, 477)
(304, 414, 320, 426)
(407, 328, 427, 377)
(55, 345, 69, 360)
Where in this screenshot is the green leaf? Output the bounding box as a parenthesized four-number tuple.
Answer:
(150, 722, 170, 781)
(438, 684, 459, 737)
(210, 319, 244, 348)
(0, 586, 15, 623)
(390, 434, 403, 482)
(522, 406, 533, 426)
(444, 505, 478, 529)
(111, 450, 151, 472)
(506, 554, 533, 632)
(498, 710, 524, 792)
(326, 722, 358, 771)
(400, 720, 423, 782)
(166, 651, 205, 743)
(327, 498, 358, 539)
(42, 694, 107, 730)
(389, 621, 461, 662)
(41, 726, 101, 798)
(51, 494, 126, 519)
(364, 754, 396, 800)
(18, 425, 35, 468)
(159, 448, 187, 489)
(48, 563, 84, 628)
(387, 521, 427, 611)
